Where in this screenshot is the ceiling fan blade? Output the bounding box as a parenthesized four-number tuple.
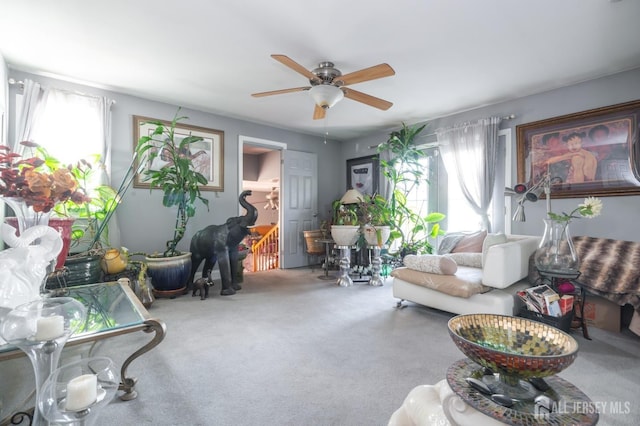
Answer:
(336, 63, 395, 86)
(251, 87, 310, 97)
(342, 88, 393, 110)
(271, 54, 319, 82)
(313, 104, 326, 120)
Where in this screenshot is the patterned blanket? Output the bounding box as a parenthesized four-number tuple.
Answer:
(572, 236, 640, 311)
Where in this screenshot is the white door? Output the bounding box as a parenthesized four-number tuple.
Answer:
(281, 150, 318, 268)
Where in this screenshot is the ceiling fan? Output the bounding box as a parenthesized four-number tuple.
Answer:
(252, 54, 395, 120)
(265, 187, 279, 210)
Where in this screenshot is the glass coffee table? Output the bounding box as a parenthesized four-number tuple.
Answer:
(0, 281, 166, 413)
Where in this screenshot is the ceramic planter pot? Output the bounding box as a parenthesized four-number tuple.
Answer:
(145, 252, 192, 297)
(5, 217, 75, 270)
(330, 225, 360, 247)
(100, 248, 128, 274)
(363, 225, 391, 247)
(63, 254, 102, 286)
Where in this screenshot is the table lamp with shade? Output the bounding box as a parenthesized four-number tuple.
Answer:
(340, 188, 364, 204)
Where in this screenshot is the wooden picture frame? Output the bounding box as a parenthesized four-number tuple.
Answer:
(516, 100, 640, 198)
(133, 115, 224, 192)
(346, 155, 379, 196)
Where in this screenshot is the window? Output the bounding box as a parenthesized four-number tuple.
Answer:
(30, 90, 105, 166)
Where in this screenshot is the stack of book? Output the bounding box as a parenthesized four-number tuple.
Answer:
(518, 284, 574, 318)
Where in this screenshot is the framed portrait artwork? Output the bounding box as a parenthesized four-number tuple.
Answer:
(516, 100, 640, 198)
(346, 155, 379, 196)
(133, 115, 224, 191)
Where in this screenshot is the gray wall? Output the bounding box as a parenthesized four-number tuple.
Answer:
(7, 70, 343, 255)
(258, 150, 280, 182)
(341, 67, 640, 241)
(242, 154, 260, 181)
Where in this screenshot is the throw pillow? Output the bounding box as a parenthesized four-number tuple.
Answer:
(438, 233, 465, 254)
(451, 230, 487, 253)
(446, 252, 482, 268)
(482, 233, 508, 267)
(403, 254, 458, 275)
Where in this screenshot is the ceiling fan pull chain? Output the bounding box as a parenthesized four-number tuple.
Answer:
(324, 113, 329, 144)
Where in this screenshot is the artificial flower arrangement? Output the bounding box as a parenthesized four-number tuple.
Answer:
(1, 141, 137, 254)
(0, 141, 90, 212)
(547, 196, 603, 222)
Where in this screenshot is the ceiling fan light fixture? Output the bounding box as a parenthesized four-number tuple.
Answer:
(309, 84, 344, 109)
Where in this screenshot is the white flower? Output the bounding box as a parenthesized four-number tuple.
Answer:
(579, 197, 603, 218)
(548, 196, 603, 222)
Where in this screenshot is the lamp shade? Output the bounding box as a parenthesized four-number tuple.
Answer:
(340, 189, 364, 204)
(309, 85, 344, 109)
(512, 199, 526, 222)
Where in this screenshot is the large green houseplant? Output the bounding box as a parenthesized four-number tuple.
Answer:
(134, 110, 209, 295)
(376, 123, 445, 256)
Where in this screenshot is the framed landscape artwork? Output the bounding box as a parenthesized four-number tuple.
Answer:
(516, 100, 640, 198)
(346, 155, 379, 196)
(133, 115, 224, 191)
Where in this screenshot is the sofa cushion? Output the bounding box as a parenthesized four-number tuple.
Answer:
(391, 266, 489, 298)
(482, 233, 508, 267)
(451, 230, 487, 253)
(447, 252, 482, 268)
(403, 254, 458, 275)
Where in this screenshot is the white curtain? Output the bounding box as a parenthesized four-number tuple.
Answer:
(14, 79, 44, 152)
(98, 96, 118, 245)
(378, 148, 392, 200)
(98, 96, 115, 178)
(437, 117, 501, 232)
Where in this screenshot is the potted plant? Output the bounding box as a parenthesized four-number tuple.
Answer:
(134, 110, 209, 296)
(329, 199, 360, 247)
(47, 148, 139, 285)
(357, 193, 392, 247)
(376, 123, 445, 257)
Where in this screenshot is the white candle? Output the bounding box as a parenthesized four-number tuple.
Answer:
(65, 374, 98, 411)
(34, 315, 64, 341)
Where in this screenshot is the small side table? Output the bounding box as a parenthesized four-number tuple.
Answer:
(315, 238, 335, 280)
(536, 269, 590, 340)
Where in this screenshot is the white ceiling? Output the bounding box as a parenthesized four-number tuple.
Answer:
(1, 0, 640, 141)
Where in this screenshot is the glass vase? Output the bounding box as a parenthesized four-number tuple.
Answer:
(38, 357, 119, 426)
(534, 219, 580, 275)
(3, 197, 52, 235)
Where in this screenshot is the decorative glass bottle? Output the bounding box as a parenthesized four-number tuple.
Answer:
(534, 218, 580, 275)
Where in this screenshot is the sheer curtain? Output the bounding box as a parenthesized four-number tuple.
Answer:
(437, 117, 501, 232)
(14, 79, 45, 153)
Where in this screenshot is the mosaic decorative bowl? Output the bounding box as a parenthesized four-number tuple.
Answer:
(447, 314, 579, 380)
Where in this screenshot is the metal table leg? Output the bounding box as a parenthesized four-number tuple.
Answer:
(336, 246, 353, 287)
(119, 318, 166, 400)
(368, 246, 385, 286)
(317, 240, 335, 280)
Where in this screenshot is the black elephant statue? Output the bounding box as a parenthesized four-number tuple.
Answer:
(189, 190, 258, 295)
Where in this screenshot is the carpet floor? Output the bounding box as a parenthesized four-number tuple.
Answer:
(94, 268, 640, 426)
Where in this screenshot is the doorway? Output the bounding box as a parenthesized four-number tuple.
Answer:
(238, 136, 318, 270)
(239, 136, 284, 272)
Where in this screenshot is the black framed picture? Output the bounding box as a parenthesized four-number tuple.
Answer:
(346, 155, 379, 195)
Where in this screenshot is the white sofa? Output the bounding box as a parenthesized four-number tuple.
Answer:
(392, 235, 540, 316)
